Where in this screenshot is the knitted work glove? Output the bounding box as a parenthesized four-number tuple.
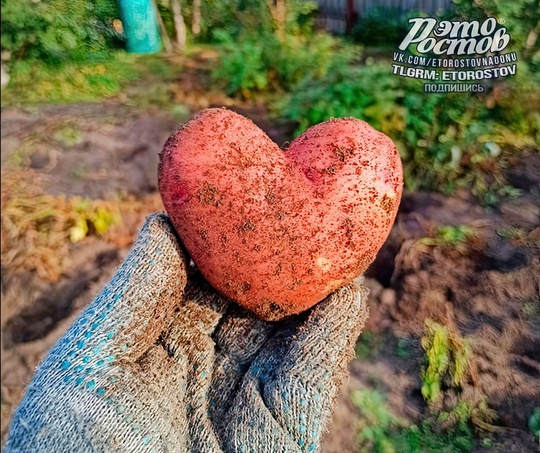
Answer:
(5, 214, 369, 453)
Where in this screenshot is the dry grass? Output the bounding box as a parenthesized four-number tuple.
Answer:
(1, 170, 163, 282)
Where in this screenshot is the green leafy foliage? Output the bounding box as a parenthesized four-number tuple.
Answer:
(402, 421, 474, 453)
(352, 389, 408, 453)
(1, 54, 139, 106)
(395, 337, 412, 359)
(199, 0, 319, 43)
(209, 0, 338, 97)
(279, 58, 539, 199)
(2, 0, 538, 202)
(269, 0, 540, 200)
(350, 8, 412, 47)
(53, 125, 85, 147)
(279, 61, 404, 136)
(351, 389, 476, 453)
(417, 322, 496, 442)
(212, 30, 337, 97)
(530, 407, 540, 438)
(435, 226, 476, 247)
(452, 0, 540, 68)
(1, 0, 130, 105)
(355, 331, 382, 359)
(419, 225, 477, 249)
(263, 32, 336, 91)
(1, 0, 122, 64)
(211, 31, 268, 95)
(421, 320, 472, 404)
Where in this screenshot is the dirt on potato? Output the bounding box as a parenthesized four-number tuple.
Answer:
(159, 109, 402, 319)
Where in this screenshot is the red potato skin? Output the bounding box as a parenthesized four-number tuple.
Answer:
(158, 108, 403, 320)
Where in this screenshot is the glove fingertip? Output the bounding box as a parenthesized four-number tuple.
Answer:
(311, 278, 370, 326)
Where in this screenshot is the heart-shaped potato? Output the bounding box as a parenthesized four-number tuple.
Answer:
(159, 108, 402, 320)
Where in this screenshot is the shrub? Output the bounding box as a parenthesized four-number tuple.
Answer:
(452, 0, 540, 68)
(200, 0, 319, 43)
(278, 62, 404, 136)
(1, 0, 122, 65)
(211, 31, 268, 95)
(350, 8, 412, 47)
(212, 30, 338, 96)
(209, 0, 339, 97)
(279, 59, 540, 200)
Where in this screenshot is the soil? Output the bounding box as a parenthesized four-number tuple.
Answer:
(323, 177, 540, 452)
(1, 101, 539, 452)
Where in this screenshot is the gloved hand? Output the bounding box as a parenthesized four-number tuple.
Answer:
(5, 213, 369, 453)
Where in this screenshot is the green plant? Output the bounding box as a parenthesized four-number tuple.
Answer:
(279, 57, 539, 201)
(209, 0, 340, 97)
(212, 29, 339, 97)
(351, 389, 408, 453)
(418, 321, 496, 441)
(439, 400, 474, 431)
(1, 0, 122, 64)
(351, 389, 476, 453)
(68, 199, 121, 243)
(419, 225, 477, 248)
(1, 53, 140, 106)
(420, 320, 473, 405)
(452, 0, 540, 68)
(211, 31, 268, 95)
(482, 184, 523, 206)
(480, 437, 493, 448)
(53, 125, 85, 147)
(1, 0, 131, 106)
(350, 8, 413, 47)
(199, 0, 319, 43)
(264, 32, 336, 91)
(402, 421, 474, 452)
(529, 407, 540, 438)
(395, 337, 412, 359)
(355, 331, 380, 359)
(280, 61, 404, 136)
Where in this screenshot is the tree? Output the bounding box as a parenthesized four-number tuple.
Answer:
(192, 0, 201, 35)
(170, 0, 187, 51)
